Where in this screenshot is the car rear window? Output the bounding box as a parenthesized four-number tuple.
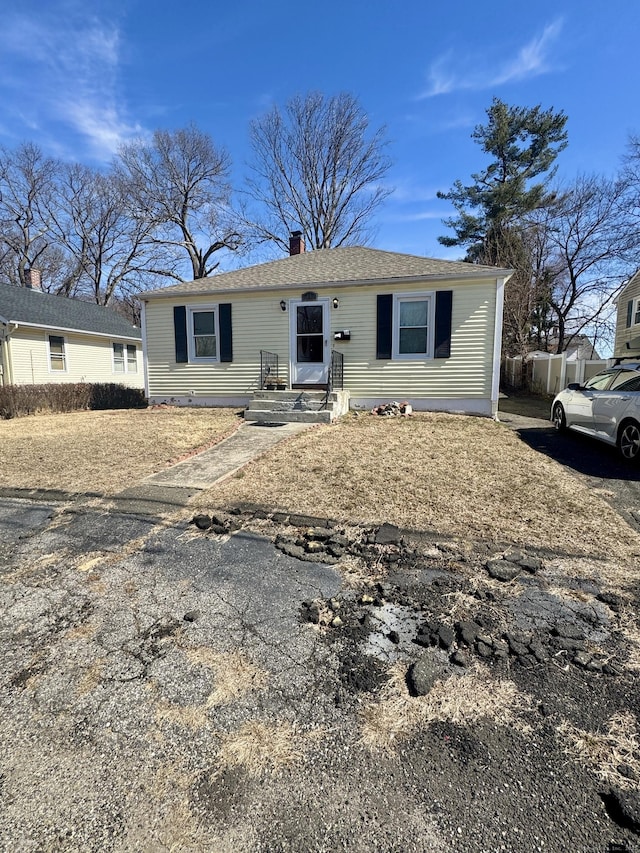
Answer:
(612, 373, 640, 392)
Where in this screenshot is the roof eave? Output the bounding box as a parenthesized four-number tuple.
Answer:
(7, 320, 141, 341)
(143, 268, 515, 301)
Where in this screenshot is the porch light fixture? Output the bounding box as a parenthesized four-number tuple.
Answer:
(279, 300, 287, 311)
(332, 297, 339, 309)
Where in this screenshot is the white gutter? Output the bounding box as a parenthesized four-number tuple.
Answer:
(491, 276, 507, 418)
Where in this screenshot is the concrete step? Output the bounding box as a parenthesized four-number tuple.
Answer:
(247, 398, 329, 412)
(253, 390, 337, 403)
(244, 409, 333, 424)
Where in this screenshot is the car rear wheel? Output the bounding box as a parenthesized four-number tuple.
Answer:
(618, 420, 640, 461)
(552, 402, 566, 431)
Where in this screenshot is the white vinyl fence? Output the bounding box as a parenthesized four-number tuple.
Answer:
(504, 354, 615, 395)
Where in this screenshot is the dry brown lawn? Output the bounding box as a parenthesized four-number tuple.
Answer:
(199, 412, 640, 560)
(0, 407, 240, 495)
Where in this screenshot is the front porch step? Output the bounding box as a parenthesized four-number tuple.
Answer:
(244, 409, 333, 424)
(245, 389, 350, 424)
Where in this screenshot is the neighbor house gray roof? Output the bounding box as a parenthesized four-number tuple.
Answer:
(143, 246, 513, 299)
(0, 283, 141, 339)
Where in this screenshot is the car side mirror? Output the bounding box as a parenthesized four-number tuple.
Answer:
(566, 382, 582, 391)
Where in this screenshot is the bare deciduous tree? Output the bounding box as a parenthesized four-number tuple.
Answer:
(526, 174, 635, 355)
(117, 125, 241, 280)
(47, 164, 179, 306)
(245, 92, 392, 252)
(0, 143, 68, 290)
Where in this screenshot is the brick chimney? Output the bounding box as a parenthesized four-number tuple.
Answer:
(289, 230, 305, 256)
(24, 268, 42, 290)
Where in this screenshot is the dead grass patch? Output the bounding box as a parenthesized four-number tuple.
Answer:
(361, 663, 533, 752)
(0, 407, 240, 494)
(217, 720, 303, 776)
(558, 711, 640, 790)
(198, 413, 640, 561)
(184, 647, 269, 705)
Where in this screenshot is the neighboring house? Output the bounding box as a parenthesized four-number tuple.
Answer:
(141, 235, 512, 417)
(615, 269, 640, 357)
(0, 276, 143, 388)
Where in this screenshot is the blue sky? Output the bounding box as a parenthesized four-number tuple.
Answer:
(1, 0, 638, 265)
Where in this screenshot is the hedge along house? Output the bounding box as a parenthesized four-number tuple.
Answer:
(141, 234, 512, 420)
(0, 273, 143, 388)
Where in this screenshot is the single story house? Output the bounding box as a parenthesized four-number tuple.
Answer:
(615, 269, 640, 357)
(0, 276, 143, 387)
(141, 236, 512, 417)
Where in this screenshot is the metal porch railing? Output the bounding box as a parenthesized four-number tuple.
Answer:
(259, 350, 279, 389)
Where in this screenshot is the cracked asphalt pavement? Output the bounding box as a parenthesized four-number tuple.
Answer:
(1, 456, 640, 852)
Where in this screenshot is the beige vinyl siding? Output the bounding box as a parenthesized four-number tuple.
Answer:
(7, 328, 143, 387)
(144, 277, 498, 402)
(615, 272, 640, 356)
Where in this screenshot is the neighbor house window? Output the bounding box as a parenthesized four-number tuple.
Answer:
(392, 293, 434, 359)
(188, 307, 218, 361)
(48, 335, 66, 371)
(113, 343, 138, 373)
(634, 298, 640, 326)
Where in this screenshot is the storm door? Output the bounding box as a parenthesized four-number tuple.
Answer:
(290, 299, 330, 385)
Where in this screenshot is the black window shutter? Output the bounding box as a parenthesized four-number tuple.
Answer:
(173, 306, 188, 363)
(219, 303, 233, 362)
(627, 300, 634, 328)
(376, 294, 392, 359)
(434, 290, 453, 359)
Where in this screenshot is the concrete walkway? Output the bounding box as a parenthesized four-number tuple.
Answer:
(107, 420, 311, 517)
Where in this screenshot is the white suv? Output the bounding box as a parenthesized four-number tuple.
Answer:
(551, 362, 640, 461)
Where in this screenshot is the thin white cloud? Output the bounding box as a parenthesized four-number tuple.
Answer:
(419, 18, 564, 99)
(0, 7, 143, 160)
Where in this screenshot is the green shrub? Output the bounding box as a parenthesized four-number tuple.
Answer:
(0, 383, 147, 418)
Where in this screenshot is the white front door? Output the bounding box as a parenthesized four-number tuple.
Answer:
(290, 299, 330, 385)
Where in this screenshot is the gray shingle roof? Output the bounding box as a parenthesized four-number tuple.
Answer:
(0, 283, 141, 339)
(143, 246, 512, 299)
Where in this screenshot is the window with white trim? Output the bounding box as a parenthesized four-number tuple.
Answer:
(188, 306, 218, 361)
(634, 298, 640, 326)
(392, 293, 434, 359)
(113, 343, 138, 373)
(48, 335, 66, 371)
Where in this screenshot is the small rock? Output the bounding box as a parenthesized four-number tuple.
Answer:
(331, 616, 343, 628)
(450, 650, 468, 667)
(183, 610, 200, 623)
(585, 658, 603, 673)
(328, 544, 345, 558)
(603, 662, 624, 677)
(604, 788, 640, 833)
(517, 556, 543, 574)
(408, 652, 441, 696)
(456, 620, 481, 646)
(387, 630, 400, 644)
(192, 514, 212, 530)
(210, 524, 227, 535)
(307, 527, 331, 542)
(438, 625, 455, 649)
(278, 542, 306, 560)
(305, 540, 326, 554)
(329, 534, 349, 548)
(375, 523, 402, 546)
(486, 558, 521, 582)
(476, 633, 493, 647)
(573, 651, 592, 668)
(361, 594, 375, 605)
(271, 512, 289, 524)
(476, 641, 493, 658)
